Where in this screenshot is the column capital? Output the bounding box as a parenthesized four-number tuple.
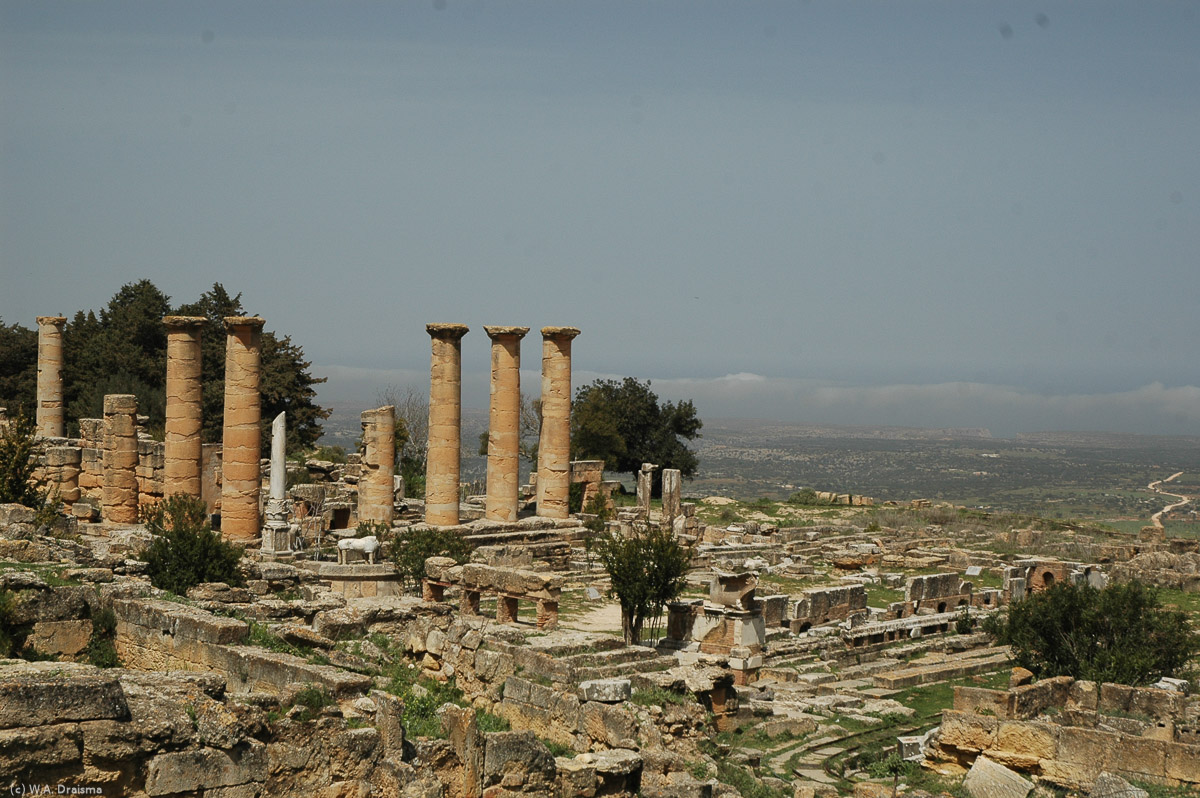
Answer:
(164, 315, 208, 329)
(541, 326, 581, 340)
(427, 323, 470, 341)
(223, 316, 265, 332)
(36, 316, 67, 327)
(484, 325, 530, 340)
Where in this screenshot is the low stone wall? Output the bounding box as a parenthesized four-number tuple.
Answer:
(113, 598, 371, 697)
(931, 677, 1200, 790)
(791, 584, 867, 632)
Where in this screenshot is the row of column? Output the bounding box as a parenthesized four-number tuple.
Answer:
(34, 314, 264, 540)
(425, 324, 580, 526)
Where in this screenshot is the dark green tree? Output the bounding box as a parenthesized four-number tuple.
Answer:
(0, 319, 36, 412)
(197, 283, 329, 451)
(0, 409, 43, 507)
(571, 378, 701, 492)
(390, 526, 473, 593)
(983, 580, 1198, 686)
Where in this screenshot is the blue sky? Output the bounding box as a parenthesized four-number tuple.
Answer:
(2, 1, 1198, 436)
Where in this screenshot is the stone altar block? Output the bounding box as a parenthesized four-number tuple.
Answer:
(318, 562, 402, 599)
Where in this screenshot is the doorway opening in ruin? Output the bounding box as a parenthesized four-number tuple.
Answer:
(937, 601, 947, 613)
(331, 508, 351, 529)
(1042, 572, 1055, 588)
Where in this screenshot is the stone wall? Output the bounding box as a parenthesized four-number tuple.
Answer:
(929, 677, 1200, 790)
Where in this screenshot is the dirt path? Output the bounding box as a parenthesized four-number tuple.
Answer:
(1148, 471, 1190, 528)
(563, 601, 624, 634)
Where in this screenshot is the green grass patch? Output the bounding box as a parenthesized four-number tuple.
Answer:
(630, 686, 688, 707)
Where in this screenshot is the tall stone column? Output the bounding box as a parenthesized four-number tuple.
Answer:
(360, 405, 396, 526)
(536, 326, 580, 519)
(163, 316, 206, 498)
(102, 394, 139, 523)
(35, 316, 67, 438)
(425, 324, 469, 526)
(221, 316, 265, 541)
(484, 326, 529, 523)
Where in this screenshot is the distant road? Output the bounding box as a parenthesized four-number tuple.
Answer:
(1148, 471, 1190, 528)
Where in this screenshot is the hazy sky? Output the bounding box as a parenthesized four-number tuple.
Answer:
(3, 2, 1198, 437)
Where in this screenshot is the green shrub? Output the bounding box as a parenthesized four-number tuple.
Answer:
(0, 590, 17, 658)
(86, 606, 120, 668)
(787, 488, 822, 506)
(984, 580, 1198, 685)
(143, 494, 244, 595)
(384, 662, 468, 738)
(954, 608, 976, 635)
(291, 685, 335, 722)
(390, 526, 472, 593)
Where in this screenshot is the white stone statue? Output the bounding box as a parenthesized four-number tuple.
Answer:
(337, 535, 380, 565)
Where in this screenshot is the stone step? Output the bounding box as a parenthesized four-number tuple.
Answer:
(575, 654, 679, 682)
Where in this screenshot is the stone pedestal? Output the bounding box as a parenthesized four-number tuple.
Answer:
(102, 394, 139, 523)
(359, 406, 396, 526)
(484, 326, 529, 523)
(221, 316, 265, 541)
(425, 323, 469, 526)
(536, 326, 580, 519)
(163, 316, 206, 498)
(36, 316, 66, 438)
(318, 562, 402, 599)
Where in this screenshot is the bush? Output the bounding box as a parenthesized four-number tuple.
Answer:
(983, 580, 1198, 686)
(390, 526, 472, 593)
(142, 494, 244, 595)
(954, 608, 976, 635)
(86, 607, 120, 668)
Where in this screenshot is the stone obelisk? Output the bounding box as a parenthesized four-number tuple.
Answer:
(163, 316, 206, 498)
(262, 412, 292, 555)
(425, 323, 469, 526)
(35, 316, 67, 438)
(221, 316, 265, 540)
(484, 326, 529, 523)
(536, 326, 580, 519)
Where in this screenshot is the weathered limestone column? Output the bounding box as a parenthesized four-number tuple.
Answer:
(163, 316, 206, 498)
(425, 323, 469, 526)
(662, 468, 682, 522)
(102, 394, 139, 523)
(536, 327, 580, 519)
(221, 316, 265, 541)
(484, 326, 529, 523)
(360, 405, 396, 526)
(35, 316, 67, 438)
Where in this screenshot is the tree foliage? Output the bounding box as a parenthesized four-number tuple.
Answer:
(983, 580, 1198, 686)
(571, 378, 702, 489)
(390, 526, 473, 593)
(0, 280, 328, 451)
(0, 409, 44, 507)
(0, 320, 37, 413)
(594, 523, 691, 646)
(142, 494, 245, 595)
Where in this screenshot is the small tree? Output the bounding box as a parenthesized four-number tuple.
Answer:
(142, 494, 244, 595)
(595, 523, 691, 646)
(0, 409, 42, 507)
(984, 580, 1198, 686)
(390, 526, 473, 593)
(580, 492, 614, 572)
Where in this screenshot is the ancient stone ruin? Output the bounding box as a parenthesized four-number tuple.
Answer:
(3, 314, 1198, 798)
